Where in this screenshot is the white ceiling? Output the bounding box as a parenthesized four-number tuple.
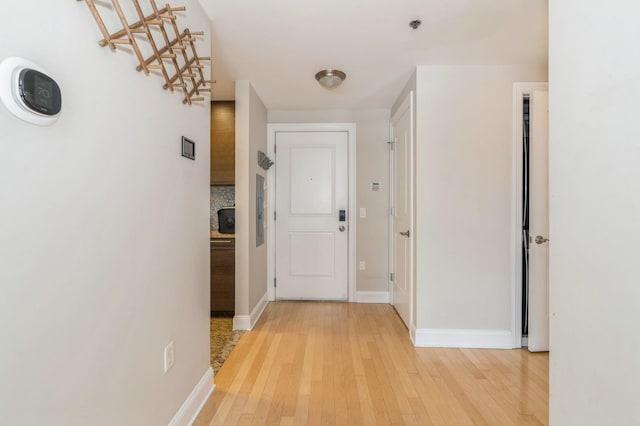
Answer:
(198, 0, 548, 110)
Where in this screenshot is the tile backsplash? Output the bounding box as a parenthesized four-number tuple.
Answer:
(210, 186, 235, 230)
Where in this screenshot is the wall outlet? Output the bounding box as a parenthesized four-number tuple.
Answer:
(359, 261, 366, 271)
(164, 341, 175, 373)
(359, 208, 367, 218)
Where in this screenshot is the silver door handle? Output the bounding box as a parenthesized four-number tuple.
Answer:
(399, 230, 410, 238)
(535, 235, 549, 244)
(339, 225, 346, 232)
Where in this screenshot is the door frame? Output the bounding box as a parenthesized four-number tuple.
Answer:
(389, 91, 415, 334)
(267, 123, 357, 302)
(511, 82, 548, 348)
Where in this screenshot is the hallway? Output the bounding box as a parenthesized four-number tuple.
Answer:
(195, 302, 548, 425)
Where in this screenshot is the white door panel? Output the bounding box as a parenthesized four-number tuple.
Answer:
(289, 232, 335, 277)
(275, 131, 348, 300)
(391, 93, 413, 328)
(290, 147, 334, 215)
(528, 90, 549, 352)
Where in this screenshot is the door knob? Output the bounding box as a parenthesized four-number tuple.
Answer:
(535, 235, 549, 244)
(339, 225, 346, 232)
(399, 230, 410, 238)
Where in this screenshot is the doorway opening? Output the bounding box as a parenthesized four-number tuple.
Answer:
(522, 95, 530, 342)
(512, 83, 549, 350)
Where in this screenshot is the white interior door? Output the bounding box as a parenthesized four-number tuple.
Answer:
(274, 131, 349, 300)
(391, 93, 413, 328)
(528, 90, 549, 352)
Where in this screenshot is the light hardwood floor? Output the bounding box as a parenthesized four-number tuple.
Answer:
(194, 302, 548, 425)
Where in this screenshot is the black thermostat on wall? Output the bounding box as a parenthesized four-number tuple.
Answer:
(18, 69, 62, 116)
(181, 136, 195, 160)
(0, 57, 62, 126)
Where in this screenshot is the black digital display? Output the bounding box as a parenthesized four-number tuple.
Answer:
(18, 69, 61, 116)
(34, 74, 53, 110)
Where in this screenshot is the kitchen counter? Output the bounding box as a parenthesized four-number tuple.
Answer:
(211, 230, 235, 239)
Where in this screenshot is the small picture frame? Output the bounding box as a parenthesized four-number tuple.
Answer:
(181, 136, 195, 160)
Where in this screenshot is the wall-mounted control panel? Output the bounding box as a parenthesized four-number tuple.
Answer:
(0, 57, 62, 126)
(18, 69, 62, 116)
(181, 136, 195, 160)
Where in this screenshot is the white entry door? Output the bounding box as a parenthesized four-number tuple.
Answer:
(391, 93, 413, 328)
(528, 90, 550, 352)
(274, 131, 349, 300)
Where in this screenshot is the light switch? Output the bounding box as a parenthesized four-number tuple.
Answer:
(359, 208, 366, 218)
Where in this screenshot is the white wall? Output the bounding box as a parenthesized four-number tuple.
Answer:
(391, 72, 416, 117)
(268, 109, 391, 295)
(235, 81, 268, 324)
(0, 2, 211, 425)
(413, 65, 547, 336)
(549, 1, 640, 424)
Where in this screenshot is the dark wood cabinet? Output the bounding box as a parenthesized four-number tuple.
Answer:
(210, 101, 235, 185)
(210, 238, 235, 315)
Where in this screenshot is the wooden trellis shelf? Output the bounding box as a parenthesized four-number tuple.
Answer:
(82, 0, 212, 105)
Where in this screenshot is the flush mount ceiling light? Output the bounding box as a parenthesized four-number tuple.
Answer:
(315, 69, 346, 89)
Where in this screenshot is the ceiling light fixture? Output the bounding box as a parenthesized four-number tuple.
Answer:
(315, 69, 346, 89)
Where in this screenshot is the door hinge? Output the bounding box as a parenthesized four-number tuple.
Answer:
(274, 211, 277, 221)
(390, 207, 395, 216)
(274, 278, 277, 288)
(274, 144, 276, 154)
(390, 273, 394, 282)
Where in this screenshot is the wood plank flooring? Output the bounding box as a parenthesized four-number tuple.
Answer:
(194, 302, 548, 425)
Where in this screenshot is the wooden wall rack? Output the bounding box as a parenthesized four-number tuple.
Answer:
(82, 0, 212, 105)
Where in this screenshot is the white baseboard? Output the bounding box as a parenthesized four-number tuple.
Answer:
(233, 315, 250, 330)
(168, 367, 214, 426)
(233, 292, 269, 330)
(249, 292, 269, 329)
(356, 291, 390, 303)
(410, 323, 417, 345)
(413, 328, 514, 349)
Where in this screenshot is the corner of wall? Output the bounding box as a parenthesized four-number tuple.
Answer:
(233, 292, 268, 330)
(234, 81, 269, 319)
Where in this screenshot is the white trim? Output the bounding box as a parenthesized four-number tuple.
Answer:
(356, 291, 390, 303)
(233, 292, 269, 330)
(250, 292, 269, 329)
(413, 329, 514, 349)
(267, 123, 357, 303)
(521, 336, 529, 347)
(511, 82, 548, 350)
(167, 367, 214, 426)
(410, 323, 417, 345)
(232, 315, 250, 331)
